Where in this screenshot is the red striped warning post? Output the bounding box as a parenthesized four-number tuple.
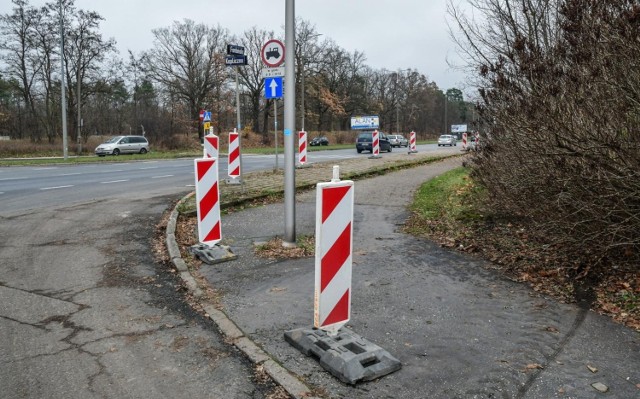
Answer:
(194, 158, 221, 245)
(314, 179, 354, 334)
(298, 131, 307, 165)
(228, 130, 241, 178)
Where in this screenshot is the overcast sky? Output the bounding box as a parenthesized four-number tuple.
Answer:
(1, 0, 472, 94)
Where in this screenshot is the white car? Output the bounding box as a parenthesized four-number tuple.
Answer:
(95, 135, 150, 156)
(438, 134, 457, 146)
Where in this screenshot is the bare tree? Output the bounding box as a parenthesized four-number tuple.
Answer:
(143, 19, 228, 138)
(449, 0, 640, 273)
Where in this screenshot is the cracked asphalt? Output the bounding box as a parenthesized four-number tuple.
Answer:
(0, 195, 283, 398)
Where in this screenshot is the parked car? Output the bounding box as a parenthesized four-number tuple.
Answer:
(356, 131, 392, 153)
(437, 134, 457, 147)
(95, 135, 150, 156)
(309, 136, 329, 146)
(387, 134, 409, 147)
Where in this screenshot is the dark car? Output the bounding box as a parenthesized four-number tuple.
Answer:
(310, 136, 329, 146)
(356, 131, 392, 153)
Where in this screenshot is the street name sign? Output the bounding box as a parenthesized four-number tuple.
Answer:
(227, 44, 245, 56)
(225, 55, 247, 66)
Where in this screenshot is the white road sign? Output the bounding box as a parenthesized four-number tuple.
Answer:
(261, 39, 285, 67)
(261, 66, 285, 79)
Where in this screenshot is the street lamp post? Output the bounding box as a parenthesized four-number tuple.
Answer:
(58, 0, 68, 160)
(443, 90, 449, 135)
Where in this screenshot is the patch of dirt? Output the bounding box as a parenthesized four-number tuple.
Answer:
(254, 236, 315, 259)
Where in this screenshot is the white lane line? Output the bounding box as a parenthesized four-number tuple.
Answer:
(151, 175, 174, 179)
(139, 167, 159, 170)
(0, 192, 4, 194)
(40, 185, 74, 190)
(99, 170, 124, 173)
(0, 177, 24, 181)
(101, 179, 129, 184)
(33, 167, 59, 171)
(58, 172, 82, 176)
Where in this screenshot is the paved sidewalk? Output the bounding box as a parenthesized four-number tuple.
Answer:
(171, 152, 640, 399)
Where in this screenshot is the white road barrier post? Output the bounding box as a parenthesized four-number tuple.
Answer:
(408, 130, 417, 154)
(194, 158, 221, 245)
(227, 129, 242, 184)
(314, 165, 354, 336)
(204, 131, 219, 159)
(298, 130, 307, 166)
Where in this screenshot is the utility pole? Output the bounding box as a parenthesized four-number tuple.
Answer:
(283, 0, 296, 246)
(59, 0, 68, 160)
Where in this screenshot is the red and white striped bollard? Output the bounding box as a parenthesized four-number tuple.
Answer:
(314, 165, 354, 335)
(298, 131, 307, 165)
(194, 158, 221, 245)
(228, 129, 241, 182)
(372, 129, 380, 157)
(462, 132, 467, 150)
(409, 130, 417, 153)
(204, 132, 219, 159)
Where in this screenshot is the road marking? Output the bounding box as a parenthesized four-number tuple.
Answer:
(33, 167, 58, 171)
(99, 169, 124, 173)
(0, 177, 24, 181)
(58, 172, 82, 176)
(101, 179, 129, 184)
(139, 166, 159, 170)
(40, 185, 74, 190)
(151, 175, 174, 179)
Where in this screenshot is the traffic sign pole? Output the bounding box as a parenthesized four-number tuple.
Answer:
(283, 0, 296, 246)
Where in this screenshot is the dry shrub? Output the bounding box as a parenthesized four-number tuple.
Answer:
(457, 0, 640, 274)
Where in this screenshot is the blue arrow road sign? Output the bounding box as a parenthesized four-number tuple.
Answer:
(264, 76, 283, 99)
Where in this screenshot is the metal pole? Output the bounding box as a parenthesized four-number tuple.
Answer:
(300, 59, 305, 131)
(235, 67, 243, 181)
(444, 91, 448, 134)
(274, 99, 279, 170)
(76, 69, 82, 155)
(59, 0, 68, 160)
(283, 0, 296, 246)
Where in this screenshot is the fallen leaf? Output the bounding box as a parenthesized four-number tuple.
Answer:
(523, 363, 544, 372)
(587, 365, 598, 373)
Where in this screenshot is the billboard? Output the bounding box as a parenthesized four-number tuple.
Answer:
(451, 124, 468, 133)
(350, 115, 379, 130)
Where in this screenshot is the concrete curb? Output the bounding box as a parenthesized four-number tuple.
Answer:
(166, 193, 319, 399)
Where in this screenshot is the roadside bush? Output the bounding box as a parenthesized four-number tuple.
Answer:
(452, 0, 640, 274)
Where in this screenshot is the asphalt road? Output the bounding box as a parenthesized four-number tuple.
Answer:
(0, 144, 444, 214)
(0, 144, 455, 398)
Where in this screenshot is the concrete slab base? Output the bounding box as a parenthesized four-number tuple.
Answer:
(284, 327, 401, 385)
(189, 243, 237, 265)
